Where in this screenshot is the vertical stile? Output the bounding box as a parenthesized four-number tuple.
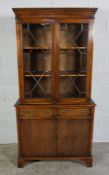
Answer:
(52, 21, 60, 103)
(16, 21, 25, 100)
(86, 20, 94, 98)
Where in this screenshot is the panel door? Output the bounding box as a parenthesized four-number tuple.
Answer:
(58, 21, 92, 103)
(20, 119, 56, 157)
(57, 117, 90, 156)
(17, 21, 55, 103)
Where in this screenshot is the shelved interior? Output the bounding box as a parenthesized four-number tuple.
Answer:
(22, 23, 52, 48)
(22, 22, 88, 99)
(22, 23, 52, 98)
(59, 23, 88, 98)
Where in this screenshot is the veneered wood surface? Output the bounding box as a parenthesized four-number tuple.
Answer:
(57, 119, 90, 156)
(13, 8, 97, 167)
(20, 119, 56, 157)
(14, 8, 97, 104)
(13, 8, 97, 21)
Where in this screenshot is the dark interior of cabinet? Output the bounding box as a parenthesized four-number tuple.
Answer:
(22, 23, 52, 48)
(22, 23, 52, 98)
(24, 77, 51, 98)
(22, 23, 88, 99)
(59, 23, 88, 98)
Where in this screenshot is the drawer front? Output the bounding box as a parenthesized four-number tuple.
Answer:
(18, 108, 54, 119)
(17, 106, 92, 119)
(58, 108, 90, 116)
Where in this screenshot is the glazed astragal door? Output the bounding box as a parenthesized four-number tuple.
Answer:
(20, 21, 54, 103)
(18, 20, 91, 104)
(58, 22, 89, 103)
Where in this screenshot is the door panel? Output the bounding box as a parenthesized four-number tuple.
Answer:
(58, 23, 89, 101)
(57, 118, 90, 156)
(21, 22, 53, 102)
(20, 119, 56, 157)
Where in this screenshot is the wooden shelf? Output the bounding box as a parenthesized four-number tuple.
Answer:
(59, 71, 86, 77)
(24, 71, 51, 77)
(60, 47, 87, 50)
(25, 74, 51, 77)
(23, 47, 51, 50)
(60, 71, 86, 77)
(60, 74, 86, 77)
(24, 71, 86, 77)
(23, 47, 86, 50)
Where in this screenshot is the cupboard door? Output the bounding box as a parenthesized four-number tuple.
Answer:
(20, 119, 56, 157)
(19, 21, 55, 103)
(58, 22, 89, 102)
(57, 118, 90, 156)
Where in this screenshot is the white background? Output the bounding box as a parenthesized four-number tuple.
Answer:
(0, 0, 109, 143)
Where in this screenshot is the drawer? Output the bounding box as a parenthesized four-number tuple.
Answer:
(17, 106, 91, 119)
(18, 107, 54, 119)
(58, 108, 90, 116)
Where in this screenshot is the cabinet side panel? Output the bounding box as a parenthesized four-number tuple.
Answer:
(15, 107, 23, 157)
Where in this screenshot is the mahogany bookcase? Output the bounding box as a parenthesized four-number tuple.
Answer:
(13, 8, 97, 167)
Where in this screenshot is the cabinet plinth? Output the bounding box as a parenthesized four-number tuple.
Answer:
(13, 8, 97, 167)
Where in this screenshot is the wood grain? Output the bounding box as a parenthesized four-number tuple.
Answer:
(13, 8, 97, 167)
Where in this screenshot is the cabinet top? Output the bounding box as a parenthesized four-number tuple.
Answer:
(13, 8, 98, 20)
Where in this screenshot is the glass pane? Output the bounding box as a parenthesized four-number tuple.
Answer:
(22, 23, 52, 98)
(59, 23, 88, 98)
